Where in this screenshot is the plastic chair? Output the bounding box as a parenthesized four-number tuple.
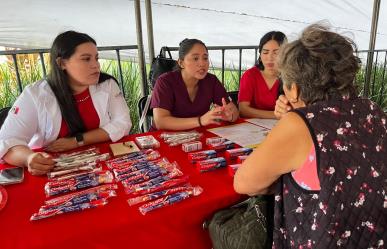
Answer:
(0, 107, 11, 129)
(137, 96, 153, 133)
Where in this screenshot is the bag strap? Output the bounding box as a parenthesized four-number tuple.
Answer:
(160, 46, 173, 59)
(139, 94, 152, 131)
(158, 48, 164, 56)
(230, 197, 251, 208)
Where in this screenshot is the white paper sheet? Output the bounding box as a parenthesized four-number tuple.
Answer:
(208, 123, 269, 148)
(245, 118, 278, 130)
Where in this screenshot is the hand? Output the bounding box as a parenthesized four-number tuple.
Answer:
(200, 106, 224, 126)
(26, 152, 55, 175)
(220, 97, 237, 122)
(274, 95, 292, 119)
(45, 137, 78, 152)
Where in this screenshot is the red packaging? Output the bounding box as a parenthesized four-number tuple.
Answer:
(196, 157, 227, 173)
(187, 150, 217, 163)
(206, 137, 227, 146)
(224, 148, 253, 161)
(0, 186, 7, 211)
(207, 140, 235, 152)
(182, 141, 202, 152)
(237, 155, 248, 164)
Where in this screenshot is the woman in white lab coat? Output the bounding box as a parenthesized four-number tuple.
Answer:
(0, 31, 131, 175)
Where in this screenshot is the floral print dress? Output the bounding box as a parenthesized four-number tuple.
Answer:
(272, 97, 387, 249)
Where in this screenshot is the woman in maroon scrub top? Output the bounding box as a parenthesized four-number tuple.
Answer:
(238, 31, 287, 119)
(151, 38, 239, 130)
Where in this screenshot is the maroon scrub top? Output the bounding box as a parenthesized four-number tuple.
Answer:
(150, 70, 228, 118)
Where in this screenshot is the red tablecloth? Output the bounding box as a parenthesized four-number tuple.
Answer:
(0, 128, 243, 249)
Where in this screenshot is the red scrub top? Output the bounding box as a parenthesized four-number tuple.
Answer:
(238, 66, 279, 110)
(58, 88, 100, 138)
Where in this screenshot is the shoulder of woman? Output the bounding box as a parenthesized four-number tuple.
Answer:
(94, 77, 115, 91)
(159, 70, 178, 81)
(13, 80, 54, 109)
(154, 71, 178, 87)
(206, 72, 216, 78)
(24, 79, 52, 97)
(268, 111, 310, 144)
(240, 66, 259, 82)
(27, 79, 48, 89)
(205, 72, 221, 84)
(261, 111, 312, 172)
(244, 66, 259, 75)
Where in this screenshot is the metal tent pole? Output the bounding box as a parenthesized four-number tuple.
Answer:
(364, 0, 381, 97)
(134, 0, 148, 97)
(145, 0, 155, 63)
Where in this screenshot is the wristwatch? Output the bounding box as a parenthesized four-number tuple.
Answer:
(75, 133, 84, 147)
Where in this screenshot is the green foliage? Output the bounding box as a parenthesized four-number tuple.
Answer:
(369, 63, 387, 109)
(0, 63, 18, 107)
(356, 63, 387, 109)
(209, 66, 244, 91)
(100, 59, 142, 134)
(0, 53, 48, 107)
(0, 54, 386, 136)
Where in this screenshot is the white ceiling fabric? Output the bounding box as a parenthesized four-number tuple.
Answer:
(0, 0, 386, 67)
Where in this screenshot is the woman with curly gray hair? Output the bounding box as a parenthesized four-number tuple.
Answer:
(234, 24, 386, 248)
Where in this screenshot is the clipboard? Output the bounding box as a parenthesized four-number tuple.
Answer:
(109, 141, 140, 156)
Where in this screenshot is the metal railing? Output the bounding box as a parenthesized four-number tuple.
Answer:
(162, 45, 259, 84)
(1, 46, 386, 108)
(0, 45, 138, 98)
(163, 46, 387, 108)
(357, 49, 387, 106)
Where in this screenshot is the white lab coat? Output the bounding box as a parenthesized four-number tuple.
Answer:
(0, 78, 132, 158)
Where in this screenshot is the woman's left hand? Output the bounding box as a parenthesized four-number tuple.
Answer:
(45, 137, 78, 152)
(274, 95, 292, 119)
(220, 97, 237, 122)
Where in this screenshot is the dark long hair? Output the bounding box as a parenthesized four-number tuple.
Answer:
(47, 30, 115, 136)
(255, 31, 287, 70)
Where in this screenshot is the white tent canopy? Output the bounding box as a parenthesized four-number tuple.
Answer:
(1, 0, 386, 67)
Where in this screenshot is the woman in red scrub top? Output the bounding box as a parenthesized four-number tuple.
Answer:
(238, 31, 287, 119)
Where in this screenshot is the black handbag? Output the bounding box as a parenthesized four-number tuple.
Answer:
(148, 47, 177, 89)
(207, 195, 274, 249)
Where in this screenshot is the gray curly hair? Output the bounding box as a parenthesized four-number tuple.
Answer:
(278, 24, 360, 104)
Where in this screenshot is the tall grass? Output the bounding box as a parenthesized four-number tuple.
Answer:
(100, 59, 142, 133)
(209, 65, 243, 91)
(0, 54, 47, 107)
(0, 55, 143, 133)
(0, 63, 18, 106)
(356, 63, 387, 109)
(1, 55, 386, 135)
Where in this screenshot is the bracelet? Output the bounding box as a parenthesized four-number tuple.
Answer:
(198, 116, 203, 127)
